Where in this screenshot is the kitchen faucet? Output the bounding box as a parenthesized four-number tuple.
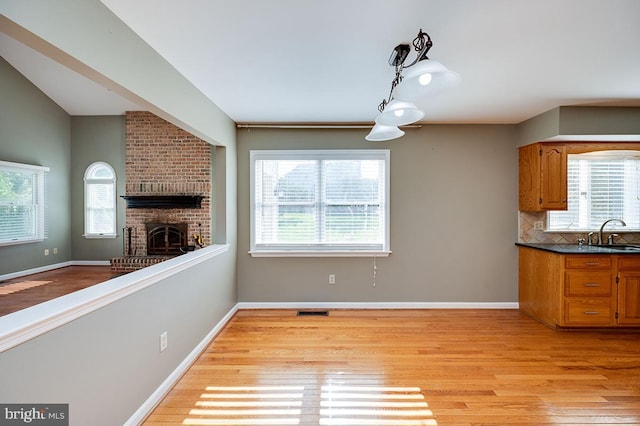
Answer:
(598, 218, 626, 245)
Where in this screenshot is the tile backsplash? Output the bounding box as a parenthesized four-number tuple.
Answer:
(519, 211, 640, 244)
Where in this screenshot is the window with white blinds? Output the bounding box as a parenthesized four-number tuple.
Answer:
(84, 162, 117, 238)
(0, 160, 49, 246)
(548, 151, 640, 231)
(250, 150, 390, 256)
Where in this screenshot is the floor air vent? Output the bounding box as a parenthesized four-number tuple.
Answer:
(297, 310, 329, 317)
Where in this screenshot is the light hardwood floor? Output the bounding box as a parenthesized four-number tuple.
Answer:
(144, 309, 640, 425)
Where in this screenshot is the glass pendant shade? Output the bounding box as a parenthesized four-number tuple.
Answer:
(365, 124, 405, 141)
(375, 100, 425, 126)
(394, 59, 460, 102)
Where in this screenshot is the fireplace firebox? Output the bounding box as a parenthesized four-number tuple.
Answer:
(146, 223, 188, 255)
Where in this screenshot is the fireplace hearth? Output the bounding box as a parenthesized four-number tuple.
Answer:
(110, 222, 193, 273)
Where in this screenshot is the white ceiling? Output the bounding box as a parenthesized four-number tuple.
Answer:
(2, 0, 640, 124)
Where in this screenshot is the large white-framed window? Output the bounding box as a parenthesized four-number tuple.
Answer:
(548, 150, 640, 231)
(250, 149, 391, 257)
(0, 160, 49, 246)
(84, 162, 117, 238)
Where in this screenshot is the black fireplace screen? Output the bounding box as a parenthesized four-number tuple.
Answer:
(146, 223, 188, 255)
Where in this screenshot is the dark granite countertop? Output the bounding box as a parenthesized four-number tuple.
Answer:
(516, 242, 640, 254)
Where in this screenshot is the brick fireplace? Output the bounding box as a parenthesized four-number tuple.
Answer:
(111, 111, 212, 273)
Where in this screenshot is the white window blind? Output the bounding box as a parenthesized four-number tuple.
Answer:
(0, 160, 49, 246)
(84, 162, 117, 238)
(250, 149, 390, 255)
(548, 151, 640, 230)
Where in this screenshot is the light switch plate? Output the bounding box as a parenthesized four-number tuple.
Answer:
(160, 332, 168, 352)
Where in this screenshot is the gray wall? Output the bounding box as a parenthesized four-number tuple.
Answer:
(559, 106, 640, 136)
(0, 61, 128, 273)
(516, 106, 640, 147)
(0, 53, 239, 424)
(70, 116, 126, 260)
(237, 125, 519, 303)
(0, 57, 72, 274)
(0, 249, 237, 425)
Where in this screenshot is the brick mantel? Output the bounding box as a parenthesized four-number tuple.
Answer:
(124, 111, 211, 256)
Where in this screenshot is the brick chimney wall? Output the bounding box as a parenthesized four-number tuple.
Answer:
(124, 111, 211, 256)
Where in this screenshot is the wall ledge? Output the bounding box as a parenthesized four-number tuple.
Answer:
(0, 244, 230, 353)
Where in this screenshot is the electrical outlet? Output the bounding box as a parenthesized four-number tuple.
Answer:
(160, 332, 168, 352)
(533, 221, 544, 231)
(53, 247, 58, 254)
(44, 249, 49, 256)
(329, 274, 336, 284)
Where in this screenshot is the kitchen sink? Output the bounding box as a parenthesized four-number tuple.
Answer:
(595, 244, 640, 252)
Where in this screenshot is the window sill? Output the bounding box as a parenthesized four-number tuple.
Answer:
(0, 238, 45, 247)
(249, 250, 392, 258)
(83, 234, 118, 239)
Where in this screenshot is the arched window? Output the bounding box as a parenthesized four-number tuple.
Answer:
(84, 162, 117, 238)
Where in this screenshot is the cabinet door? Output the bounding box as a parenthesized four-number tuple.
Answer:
(540, 145, 567, 210)
(518, 144, 541, 211)
(617, 271, 640, 326)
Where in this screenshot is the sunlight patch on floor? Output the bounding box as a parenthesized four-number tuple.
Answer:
(0, 280, 52, 295)
(320, 384, 437, 426)
(181, 384, 437, 426)
(183, 386, 304, 425)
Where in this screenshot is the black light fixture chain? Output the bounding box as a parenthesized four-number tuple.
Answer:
(376, 29, 434, 113)
(405, 29, 433, 68)
(378, 64, 404, 113)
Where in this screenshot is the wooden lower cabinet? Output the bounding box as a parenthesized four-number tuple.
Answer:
(617, 256, 640, 325)
(518, 246, 640, 328)
(563, 256, 615, 326)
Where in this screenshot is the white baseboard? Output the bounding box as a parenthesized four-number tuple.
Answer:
(0, 261, 73, 281)
(237, 301, 519, 310)
(124, 303, 239, 426)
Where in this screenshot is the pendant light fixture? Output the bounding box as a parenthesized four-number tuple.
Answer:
(365, 124, 405, 142)
(394, 59, 460, 101)
(375, 99, 425, 126)
(366, 29, 459, 142)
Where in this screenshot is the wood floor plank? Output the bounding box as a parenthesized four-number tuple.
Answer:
(143, 309, 640, 425)
(0, 265, 116, 316)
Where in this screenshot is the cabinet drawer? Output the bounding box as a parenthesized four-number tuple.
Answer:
(565, 271, 612, 296)
(617, 256, 640, 270)
(565, 256, 612, 269)
(564, 299, 613, 326)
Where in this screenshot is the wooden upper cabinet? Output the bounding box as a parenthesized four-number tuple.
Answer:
(540, 145, 567, 210)
(519, 143, 567, 211)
